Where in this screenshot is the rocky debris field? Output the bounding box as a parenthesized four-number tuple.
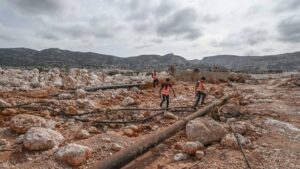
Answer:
(0, 68, 299, 169)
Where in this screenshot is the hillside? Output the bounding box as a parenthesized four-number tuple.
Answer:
(0, 48, 299, 72)
(201, 52, 300, 72)
(0, 48, 209, 71)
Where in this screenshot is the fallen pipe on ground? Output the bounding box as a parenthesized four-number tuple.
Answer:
(88, 95, 230, 169)
(49, 83, 143, 97)
(84, 83, 142, 92)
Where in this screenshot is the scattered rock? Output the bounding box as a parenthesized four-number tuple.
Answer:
(10, 114, 46, 134)
(15, 134, 24, 144)
(186, 117, 228, 145)
(127, 125, 139, 132)
(231, 122, 247, 135)
(123, 128, 134, 137)
(42, 120, 57, 130)
(0, 99, 11, 107)
(1, 108, 17, 116)
(195, 150, 205, 160)
(226, 118, 236, 123)
(174, 153, 189, 161)
(63, 76, 77, 89)
(40, 110, 51, 118)
(182, 142, 199, 155)
(76, 99, 96, 110)
(151, 125, 159, 131)
(30, 82, 41, 88)
(195, 141, 205, 150)
(130, 87, 140, 93)
(221, 133, 252, 149)
(164, 112, 178, 120)
(76, 129, 91, 139)
(75, 89, 86, 98)
(65, 105, 78, 115)
(157, 164, 166, 169)
(55, 143, 92, 166)
(102, 137, 111, 143)
(174, 142, 184, 150)
(88, 126, 98, 134)
(54, 78, 63, 87)
(0, 139, 9, 146)
(58, 93, 73, 100)
(142, 111, 151, 117)
(121, 97, 135, 107)
(23, 127, 64, 150)
(10, 80, 21, 87)
(111, 143, 123, 151)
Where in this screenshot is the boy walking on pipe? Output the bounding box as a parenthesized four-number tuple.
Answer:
(194, 77, 208, 108)
(159, 78, 176, 109)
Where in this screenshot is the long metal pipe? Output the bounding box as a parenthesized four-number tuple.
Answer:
(84, 83, 142, 92)
(88, 95, 229, 169)
(50, 83, 143, 96)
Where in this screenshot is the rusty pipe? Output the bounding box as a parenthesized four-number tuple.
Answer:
(88, 95, 230, 169)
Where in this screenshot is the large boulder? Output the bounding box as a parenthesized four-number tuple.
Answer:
(220, 133, 252, 149)
(23, 127, 64, 150)
(55, 143, 92, 166)
(10, 114, 46, 133)
(186, 117, 228, 145)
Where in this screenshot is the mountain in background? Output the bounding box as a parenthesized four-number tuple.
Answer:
(0, 48, 299, 72)
(201, 52, 300, 72)
(0, 48, 212, 71)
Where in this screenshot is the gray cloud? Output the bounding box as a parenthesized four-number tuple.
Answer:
(201, 14, 219, 23)
(213, 27, 268, 48)
(56, 24, 114, 39)
(277, 15, 300, 43)
(132, 21, 152, 33)
(273, 0, 300, 12)
(156, 8, 201, 40)
(244, 50, 260, 56)
(38, 32, 59, 41)
(0, 33, 15, 41)
(155, 1, 175, 17)
(6, 0, 63, 14)
(241, 28, 268, 45)
(0, 25, 17, 41)
(133, 44, 152, 49)
(0, 0, 299, 59)
(245, 5, 262, 17)
(263, 48, 274, 52)
(150, 39, 163, 44)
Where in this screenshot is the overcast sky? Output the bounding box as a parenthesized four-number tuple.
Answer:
(0, 0, 300, 59)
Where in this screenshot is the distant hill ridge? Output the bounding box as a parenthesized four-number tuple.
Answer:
(0, 48, 299, 72)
